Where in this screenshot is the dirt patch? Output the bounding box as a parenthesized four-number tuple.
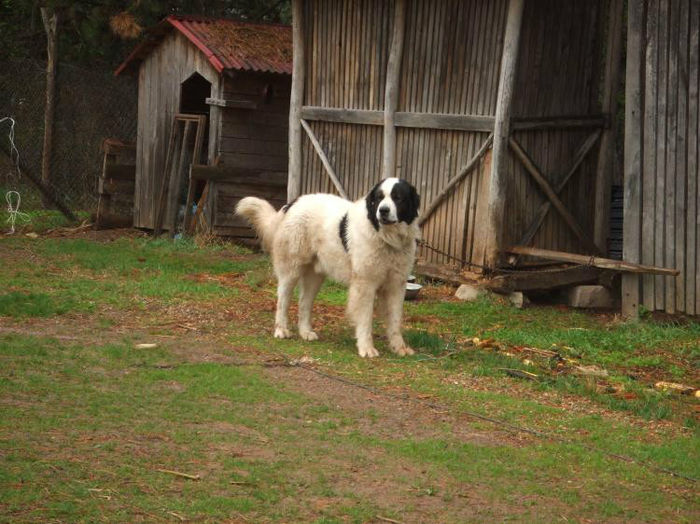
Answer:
(263, 365, 523, 447)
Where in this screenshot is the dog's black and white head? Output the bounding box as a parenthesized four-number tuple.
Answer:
(365, 178, 420, 230)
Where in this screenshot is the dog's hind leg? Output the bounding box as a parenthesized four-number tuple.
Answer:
(347, 280, 379, 358)
(298, 265, 324, 341)
(380, 278, 415, 356)
(274, 272, 298, 339)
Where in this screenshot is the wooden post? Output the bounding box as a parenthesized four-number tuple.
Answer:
(382, 0, 407, 179)
(622, 0, 645, 319)
(288, 0, 305, 202)
(594, 0, 625, 254)
(40, 7, 58, 209)
(483, 0, 524, 268)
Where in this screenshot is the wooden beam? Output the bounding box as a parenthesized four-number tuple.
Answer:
(300, 119, 348, 199)
(419, 134, 493, 227)
(301, 106, 384, 125)
(301, 106, 495, 132)
(395, 112, 494, 132)
(512, 129, 602, 257)
(511, 115, 608, 131)
(483, 0, 524, 269)
(205, 97, 257, 110)
(594, 0, 625, 254)
(506, 246, 679, 276)
(622, 0, 645, 318)
(509, 137, 601, 255)
(485, 266, 602, 293)
(288, 0, 305, 201)
(382, 0, 407, 179)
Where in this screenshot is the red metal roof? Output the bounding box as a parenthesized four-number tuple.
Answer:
(115, 15, 292, 76)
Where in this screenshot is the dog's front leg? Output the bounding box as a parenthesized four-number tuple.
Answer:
(382, 278, 414, 356)
(347, 280, 379, 358)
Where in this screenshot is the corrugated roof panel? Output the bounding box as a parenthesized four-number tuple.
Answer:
(115, 15, 292, 76)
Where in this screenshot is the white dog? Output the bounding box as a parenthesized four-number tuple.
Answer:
(235, 178, 421, 358)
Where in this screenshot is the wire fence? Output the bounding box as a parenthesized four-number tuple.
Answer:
(0, 58, 137, 219)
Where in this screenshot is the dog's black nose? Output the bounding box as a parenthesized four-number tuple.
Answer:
(379, 206, 390, 216)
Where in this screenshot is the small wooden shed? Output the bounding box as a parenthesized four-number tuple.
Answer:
(288, 0, 630, 288)
(116, 15, 292, 237)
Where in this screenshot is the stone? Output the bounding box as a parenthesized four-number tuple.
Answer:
(454, 283, 484, 302)
(508, 291, 529, 308)
(566, 285, 615, 309)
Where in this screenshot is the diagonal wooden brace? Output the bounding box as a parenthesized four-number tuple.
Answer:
(515, 129, 602, 250)
(509, 136, 601, 255)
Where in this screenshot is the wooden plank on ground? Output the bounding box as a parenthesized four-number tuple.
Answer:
(506, 245, 679, 276)
(484, 266, 602, 293)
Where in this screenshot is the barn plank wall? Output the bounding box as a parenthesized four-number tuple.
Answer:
(134, 32, 220, 229)
(299, 0, 508, 266)
(625, 0, 700, 316)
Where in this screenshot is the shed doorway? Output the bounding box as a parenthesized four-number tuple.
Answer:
(164, 73, 211, 235)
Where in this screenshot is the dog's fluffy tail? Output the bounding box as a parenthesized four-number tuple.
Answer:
(235, 197, 282, 252)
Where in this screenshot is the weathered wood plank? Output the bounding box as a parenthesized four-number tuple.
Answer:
(484, 0, 525, 268)
(687, 0, 699, 315)
(288, 0, 305, 202)
(383, 0, 407, 179)
(511, 115, 608, 131)
(506, 246, 679, 276)
(205, 96, 257, 109)
(485, 266, 602, 293)
(622, 0, 646, 318)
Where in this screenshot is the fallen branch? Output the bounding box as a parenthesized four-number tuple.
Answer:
(376, 517, 406, 524)
(156, 468, 200, 480)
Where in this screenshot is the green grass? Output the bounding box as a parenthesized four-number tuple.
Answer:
(0, 236, 698, 522)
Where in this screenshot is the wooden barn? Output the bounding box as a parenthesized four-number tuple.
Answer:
(287, 0, 692, 315)
(624, 0, 700, 316)
(115, 15, 292, 237)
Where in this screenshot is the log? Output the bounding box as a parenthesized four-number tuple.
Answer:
(40, 7, 58, 210)
(382, 0, 407, 179)
(485, 266, 601, 293)
(505, 246, 679, 276)
(288, 0, 304, 202)
(483, 0, 525, 268)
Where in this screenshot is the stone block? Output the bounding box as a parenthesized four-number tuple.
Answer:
(566, 285, 615, 309)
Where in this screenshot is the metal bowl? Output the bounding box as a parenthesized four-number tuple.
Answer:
(405, 282, 423, 300)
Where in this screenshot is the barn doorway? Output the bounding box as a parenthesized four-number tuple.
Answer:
(170, 73, 211, 234)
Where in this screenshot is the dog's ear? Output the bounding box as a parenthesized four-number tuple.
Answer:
(394, 179, 420, 224)
(365, 182, 381, 231)
(409, 183, 420, 220)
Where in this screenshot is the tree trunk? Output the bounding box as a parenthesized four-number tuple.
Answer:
(40, 7, 58, 209)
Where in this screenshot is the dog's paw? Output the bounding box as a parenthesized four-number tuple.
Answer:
(358, 345, 380, 358)
(391, 344, 415, 356)
(274, 326, 292, 339)
(299, 330, 319, 341)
